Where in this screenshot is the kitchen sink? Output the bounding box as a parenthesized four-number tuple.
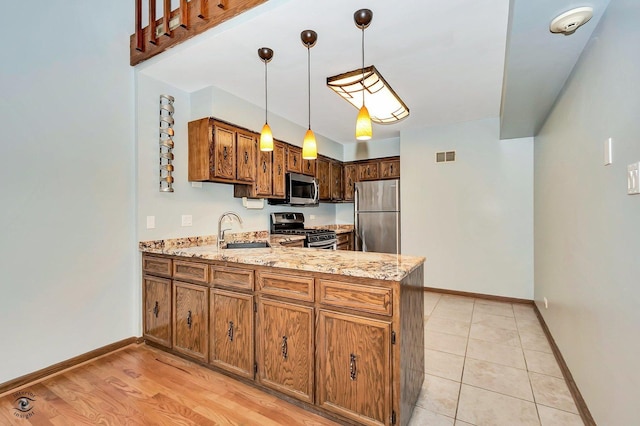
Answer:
(224, 241, 271, 249)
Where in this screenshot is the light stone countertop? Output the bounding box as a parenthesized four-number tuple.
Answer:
(140, 234, 424, 281)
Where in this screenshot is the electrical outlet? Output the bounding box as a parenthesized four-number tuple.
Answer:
(309, 215, 316, 220)
(181, 215, 193, 227)
(543, 297, 549, 309)
(192, 182, 203, 188)
(146, 216, 155, 229)
(604, 138, 612, 166)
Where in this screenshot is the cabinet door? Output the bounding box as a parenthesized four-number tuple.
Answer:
(272, 141, 286, 198)
(236, 131, 257, 182)
(255, 150, 272, 196)
(331, 161, 343, 201)
(317, 310, 391, 426)
(173, 281, 209, 362)
(213, 123, 236, 180)
(343, 164, 357, 202)
(302, 158, 316, 176)
(316, 157, 330, 201)
(358, 161, 380, 181)
(257, 298, 314, 403)
(380, 159, 400, 179)
(287, 145, 303, 173)
(143, 276, 172, 348)
(210, 289, 254, 379)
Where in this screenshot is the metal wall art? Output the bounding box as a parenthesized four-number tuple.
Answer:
(159, 94, 175, 192)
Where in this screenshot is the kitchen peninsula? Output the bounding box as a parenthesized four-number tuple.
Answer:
(140, 236, 425, 426)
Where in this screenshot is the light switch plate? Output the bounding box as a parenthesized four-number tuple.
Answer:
(146, 216, 155, 229)
(628, 162, 640, 195)
(604, 138, 612, 166)
(181, 215, 193, 226)
(191, 182, 203, 188)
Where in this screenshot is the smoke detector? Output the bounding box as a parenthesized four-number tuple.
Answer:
(550, 7, 593, 35)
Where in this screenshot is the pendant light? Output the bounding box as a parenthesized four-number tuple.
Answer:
(355, 9, 372, 141)
(258, 47, 274, 151)
(301, 30, 318, 160)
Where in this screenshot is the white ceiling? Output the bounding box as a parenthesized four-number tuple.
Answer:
(138, 0, 609, 144)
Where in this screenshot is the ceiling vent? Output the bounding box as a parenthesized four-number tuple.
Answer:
(550, 7, 593, 35)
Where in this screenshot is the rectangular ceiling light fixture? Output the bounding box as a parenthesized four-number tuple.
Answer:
(326, 65, 409, 124)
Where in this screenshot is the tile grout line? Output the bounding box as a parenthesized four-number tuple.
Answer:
(517, 302, 544, 426)
(452, 297, 475, 424)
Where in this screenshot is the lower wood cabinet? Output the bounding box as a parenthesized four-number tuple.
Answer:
(142, 254, 423, 426)
(337, 232, 353, 251)
(143, 276, 172, 348)
(173, 281, 209, 362)
(256, 298, 314, 403)
(209, 289, 254, 378)
(317, 310, 392, 426)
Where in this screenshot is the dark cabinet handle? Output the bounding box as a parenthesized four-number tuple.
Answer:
(367, 166, 370, 176)
(350, 353, 357, 381)
(293, 156, 297, 166)
(244, 151, 249, 164)
(217, 0, 226, 9)
(281, 336, 288, 359)
(187, 310, 192, 329)
(228, 321, 234, 341)
(153, 301, 159, 318)
(390, 164, 393, 174)
(262, 161, 267, 173)
(278, 164, 282, 175)
(223, 146, 228, 160)
(307, 161, 311, 171)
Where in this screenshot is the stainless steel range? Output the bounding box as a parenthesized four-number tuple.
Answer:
(270, 212, 337, 249)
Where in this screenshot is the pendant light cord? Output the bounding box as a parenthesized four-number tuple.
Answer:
(264, 60, 268, 124)
(307, 46, 311, 130)
(362, 26, 365, 106)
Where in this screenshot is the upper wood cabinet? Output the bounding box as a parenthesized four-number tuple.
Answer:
(331, 160, 343, 201)
(302, 158, 316, 176)
(286, 145, 303, 173)
(272, 141, 286, 198)
(316, 157, 331, 201)
(343, 164, 358, 202)
(188, 118, 257, 184)
(380, 159, 400, 179)
(236, 131, 258, 183)
(358, 161, 380, 181)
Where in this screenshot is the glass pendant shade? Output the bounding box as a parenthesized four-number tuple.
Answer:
(302, 129, 317, 159)
(260, 123, 273, 151)
(356, 105, 372, 140)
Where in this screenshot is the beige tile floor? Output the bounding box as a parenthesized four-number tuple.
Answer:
(408, 292, 584, 426)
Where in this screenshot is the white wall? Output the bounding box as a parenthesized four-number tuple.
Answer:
(342, 137, 400, 162)
(136, 77, 340, 244)
(0, 2, 135, 383)
(401, 119, 534, 299)
(534, 1, 640, 423)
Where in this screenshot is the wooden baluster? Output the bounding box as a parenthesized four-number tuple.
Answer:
(199, 0, 208, 19)
(149, 0, 158, 45)
(135, 0, 144, 51)
(163, 0, 171, 37)
(180, 0, 189, 28)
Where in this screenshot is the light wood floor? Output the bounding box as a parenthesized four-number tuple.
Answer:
(0, 344, 339, 425)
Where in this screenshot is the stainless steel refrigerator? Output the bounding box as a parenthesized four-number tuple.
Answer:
(354, 179, 400, 254)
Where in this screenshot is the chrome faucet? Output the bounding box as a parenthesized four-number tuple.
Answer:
(217, 211, 243, 248)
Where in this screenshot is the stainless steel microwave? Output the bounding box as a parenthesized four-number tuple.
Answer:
(268, 172, 319, 206)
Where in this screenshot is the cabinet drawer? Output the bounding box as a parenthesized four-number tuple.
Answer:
(173, 260, 209, 284)
(211, 265, 254, 291)
(318, 280, 392, 316)
(142, 255, 172, 277)
(257, 271, 314, 302)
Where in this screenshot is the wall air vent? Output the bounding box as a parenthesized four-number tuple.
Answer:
(435, 151, 456, 163)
